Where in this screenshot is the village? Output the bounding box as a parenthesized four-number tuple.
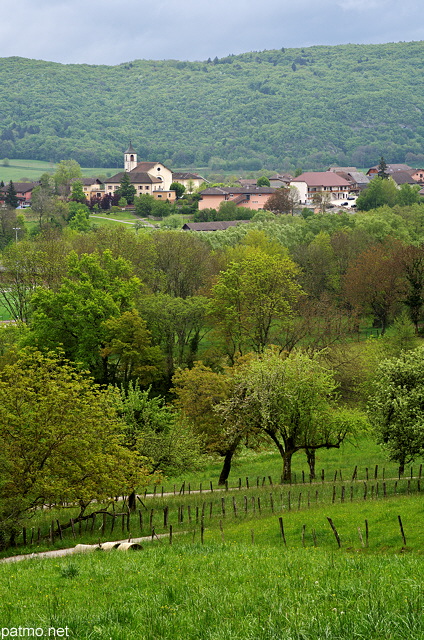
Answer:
(2, 144, 424, 222)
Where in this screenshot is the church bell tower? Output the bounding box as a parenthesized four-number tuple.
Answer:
(124, 142, 137, 172)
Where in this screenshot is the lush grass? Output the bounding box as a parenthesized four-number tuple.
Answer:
(153, 436, 422, 493)
(0, 534, 423, 639)
(1, 445, 422, 638)
(4, 464, 422, 559)
(0, 159, 117, 183)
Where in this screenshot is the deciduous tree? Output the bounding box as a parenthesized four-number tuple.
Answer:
(209, 248, 302, 361)
(217, 349, 355, 482)
(0, 350, 143, 547)
(368, 346, 424, 473)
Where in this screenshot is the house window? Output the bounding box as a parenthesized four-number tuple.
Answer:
(145, 186, 149, 190)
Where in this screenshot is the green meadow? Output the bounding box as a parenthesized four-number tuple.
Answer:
(0, 434, 423, 639)
(0, 159, 117, 183)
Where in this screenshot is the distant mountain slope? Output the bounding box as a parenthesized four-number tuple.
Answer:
(0, 42, 423, 171)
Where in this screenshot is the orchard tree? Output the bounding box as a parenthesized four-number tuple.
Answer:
(368, 346, 424, 473)
(172, 361, 245, 484)
(0, 350, 144, 547)
(217, 349, 356, 482)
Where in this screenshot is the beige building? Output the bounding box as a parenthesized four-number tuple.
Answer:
(172, 171, 205, 192)
(105, 144, 174, 197)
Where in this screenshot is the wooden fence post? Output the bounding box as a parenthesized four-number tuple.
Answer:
(327, 517, 341, 548)
(278, 517, 287, 545)
(398, 515, 406, 546)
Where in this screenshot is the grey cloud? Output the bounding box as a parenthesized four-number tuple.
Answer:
(0, 0, 422, 64)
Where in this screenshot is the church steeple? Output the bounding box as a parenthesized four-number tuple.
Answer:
(124, 142, 137, 172)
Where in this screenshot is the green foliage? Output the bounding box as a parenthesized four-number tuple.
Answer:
(356, 177, 399, 210)
(170, 181, 186, 199)
(117, 171, 136, 205)
(0, 349, 142, 546)
(209, 247, 302, 359)
(368, 345, 424, 472)
(1, 42, 424, 170)
(217, 349, 358, 481)
(256, 176, 270, 187)
(53, 159, 82, 197)
(119, 382, 200, 475)
(4, 180, 19, 209)
(25, 250, 143, 383)
(70, 180, 86, 204)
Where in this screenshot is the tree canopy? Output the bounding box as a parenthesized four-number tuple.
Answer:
(368, 346, 424, 473)
(0, 350, 143, 546)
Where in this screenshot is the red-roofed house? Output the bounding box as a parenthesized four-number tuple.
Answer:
(290, 172, 351, 205)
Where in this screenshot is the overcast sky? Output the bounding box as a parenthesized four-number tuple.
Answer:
(1, 0, 422, 65)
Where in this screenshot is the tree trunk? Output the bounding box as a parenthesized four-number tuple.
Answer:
(306, 448, 316, 480)
(218, 436, 242, 485)
(282, 451, 293, 483)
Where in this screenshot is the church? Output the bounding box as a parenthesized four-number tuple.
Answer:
(104, 144, 176, 201)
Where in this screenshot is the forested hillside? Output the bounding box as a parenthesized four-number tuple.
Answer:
(0, 41, 423, 170)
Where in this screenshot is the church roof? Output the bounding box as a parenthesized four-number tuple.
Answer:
(125, 142, 136, 154)
(106, 171, 162, 184)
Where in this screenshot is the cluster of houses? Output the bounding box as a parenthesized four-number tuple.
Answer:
(2, 144, 424, 213)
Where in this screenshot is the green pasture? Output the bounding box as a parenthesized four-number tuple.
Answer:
(152, 436, 417, 493)
(3, 441, 422, 558)
(0, 517, 423, 639)
(0, 437, 423, 639)
(0, 159, 117, 183)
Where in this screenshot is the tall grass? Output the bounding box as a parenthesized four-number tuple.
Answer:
(0, 538, 423, 639)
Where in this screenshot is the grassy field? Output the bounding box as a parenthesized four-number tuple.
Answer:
(0, 436, 423, 639)
(0, 159, 117, 183)
(0, 496, 422, 639)
(148, 436, 419, 492)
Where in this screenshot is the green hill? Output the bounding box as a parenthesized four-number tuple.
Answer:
(1, 41, 423, 171)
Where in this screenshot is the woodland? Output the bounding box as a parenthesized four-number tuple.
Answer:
(1, 163, 424, 548)
(0, 41, 424, 171)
